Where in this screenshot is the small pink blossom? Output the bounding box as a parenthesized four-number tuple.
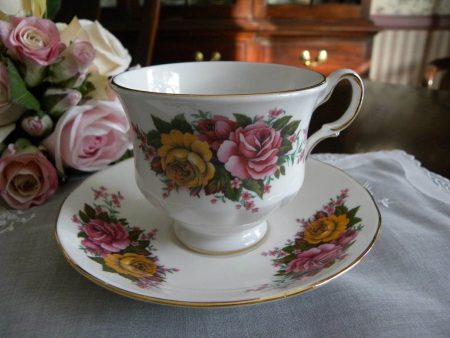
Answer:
(268, 108, 285, 118)
(235, 204, 241, 209)
(231, 178, 242, 189)
(263, 184, 271, 194)
(210, 198, 217, 204)
(71, 215, 80, 224)
(288, 134, 297, 143)
(241, 191, 252, 200)
(244, 200, 255, 210)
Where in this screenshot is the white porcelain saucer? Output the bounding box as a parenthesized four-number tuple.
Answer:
(55, 158, 381, 307)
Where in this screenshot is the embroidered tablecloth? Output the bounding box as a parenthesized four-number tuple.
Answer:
(1, 150, 449, 337)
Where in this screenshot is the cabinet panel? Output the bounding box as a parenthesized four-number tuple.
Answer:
(257, 37, 371, 75)
(153, 34, 252, 64)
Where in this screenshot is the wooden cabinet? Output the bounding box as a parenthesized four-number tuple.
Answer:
(153, 1, 378, 75)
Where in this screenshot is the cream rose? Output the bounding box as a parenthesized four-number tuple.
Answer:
(0, 0, 46, 18)
(59, 17, 131, 76)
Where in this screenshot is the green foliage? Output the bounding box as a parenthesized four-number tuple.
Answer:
(242, 179, 264, 199)
(46, 0, 62, 19)
(146, 130, 162, 148)
(281, 120, 300, 137)
(5, 58, 42, 114)
(171, 114, 193, 133)
(151, 115, 173, 134)
(272, 115, 292, 130)
(233, 113, 252, 128)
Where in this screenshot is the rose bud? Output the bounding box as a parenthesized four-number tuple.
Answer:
(42, 88, 82, 117)
(48, 41, 95, 84)
(21, 114, 53, 137)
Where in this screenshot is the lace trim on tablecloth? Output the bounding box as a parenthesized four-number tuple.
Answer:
(0, 206, 35, 235)
(312, 150, 450, 204)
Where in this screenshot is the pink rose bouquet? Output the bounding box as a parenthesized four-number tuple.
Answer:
(0, 3, 132, 209)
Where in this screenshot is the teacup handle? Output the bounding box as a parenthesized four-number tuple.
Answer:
(304, 69, 364, 157)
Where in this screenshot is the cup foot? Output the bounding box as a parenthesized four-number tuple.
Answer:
(173, 221, 268, 255)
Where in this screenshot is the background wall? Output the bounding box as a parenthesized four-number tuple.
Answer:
(369, 0, 450, 86)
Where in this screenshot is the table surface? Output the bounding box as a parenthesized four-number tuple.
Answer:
(310, 81, 450, 178)
(1, 150, 449, 338)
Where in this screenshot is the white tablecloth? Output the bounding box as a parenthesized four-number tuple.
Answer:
(1, 150, 449, 337)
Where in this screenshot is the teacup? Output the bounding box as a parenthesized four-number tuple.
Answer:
(112, 62, 363, 254)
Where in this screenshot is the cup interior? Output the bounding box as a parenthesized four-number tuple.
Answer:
(112, 62, 325, 95)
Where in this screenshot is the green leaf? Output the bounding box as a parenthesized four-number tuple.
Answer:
(272, 115, 292, 130)
(5, 58, 42, 113)
(78, 211, 90, 223)
(348, 217, 362, 228)
(280, 166, 286, 176)
(89, 256, 104, 265)
(84, 204, 96, 219)
(138, 240, 150, 248)
(242, 180, 264, 199)
(335, 205, 348, 216)
(129, 230, 142, 241)
(171, 114, 193, 133)
(224, 183, 241, 202)
(146, 130, 162, 148)
(281, 120, 301, 137)
(347, 206, 360, 219)
(278, 139, 293, 155)
(233, 113, 252, 128)
(205, 165, 230, 195)
(274, 170, 280, 179)
(276, 156, 287, 166)
(97, 212, 111, 223)
(277, 254, 297, 264)
(151, 115, 173, 134)
(77, 232, 87, 238)
(46, 0, 62, 19)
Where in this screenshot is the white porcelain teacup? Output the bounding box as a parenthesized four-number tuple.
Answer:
(112, 62, 363, 254)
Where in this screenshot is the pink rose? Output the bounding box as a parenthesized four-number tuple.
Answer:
(42, 100, 131, 174)
(196, 115, 237, 151)
(0, 16, 62, 66)
(81, 219, 130, 254)
(0, 152, 58, 209)
(217, 121, 282, 180)
(285, 243, 346, 274)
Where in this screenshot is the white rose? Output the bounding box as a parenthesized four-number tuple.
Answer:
(59, 17, 132, 77)
(0, 0, 46, 17)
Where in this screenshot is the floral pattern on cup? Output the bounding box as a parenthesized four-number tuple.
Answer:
(260, 189, 363, 287)
(72, 186, 179, 288)
(132, 109, 305, 212)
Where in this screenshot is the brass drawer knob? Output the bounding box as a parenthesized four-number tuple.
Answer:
(301, 49, 328, 67)
(194, 51, 222, 61)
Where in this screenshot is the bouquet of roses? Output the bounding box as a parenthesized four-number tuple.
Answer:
(0, 1, 132, 210)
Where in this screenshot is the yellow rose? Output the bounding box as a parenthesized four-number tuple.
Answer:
(158, 130, 215, 188)
(304, 214, 349, 244)
(104, 253, 157, 279)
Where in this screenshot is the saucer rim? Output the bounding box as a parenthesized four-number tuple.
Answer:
(54, 158, 382, 308)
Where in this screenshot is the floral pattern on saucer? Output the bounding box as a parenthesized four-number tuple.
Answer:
(72, 186, 179, 288)
(261, 189, 363, 288)
(132, 109, 305, 212)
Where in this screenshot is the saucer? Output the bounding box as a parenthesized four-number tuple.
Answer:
(55, 158, 381, 307)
